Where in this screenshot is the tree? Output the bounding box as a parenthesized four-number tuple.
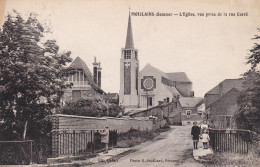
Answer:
(0, 11, 73, 141)
(235, 28, 260, 134)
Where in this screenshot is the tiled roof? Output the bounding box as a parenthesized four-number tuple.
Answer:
(166, 72, 192, 83)
(179, 97, 204, 108)
(208, 87, 241, 110)
(69, 57, 105, 94)
(205, 79, 244, 95)
(125, 14, 134, 49)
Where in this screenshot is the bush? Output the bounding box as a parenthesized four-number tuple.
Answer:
(60, 98, 123, 117)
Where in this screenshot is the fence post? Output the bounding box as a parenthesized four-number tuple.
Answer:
(30, 141, 33, 165)
(73, 130, 76, 156)
(52, 115, 59, 158)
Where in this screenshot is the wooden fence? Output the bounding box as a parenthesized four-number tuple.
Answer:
(209, 129, 251, 154)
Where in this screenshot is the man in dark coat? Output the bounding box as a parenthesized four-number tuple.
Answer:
(191, 121, 200, 149)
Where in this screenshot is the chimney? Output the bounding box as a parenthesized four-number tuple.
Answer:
(93, 57, 98, 85)
(219, 83, 223, 96)
(97, 62, 102, 88)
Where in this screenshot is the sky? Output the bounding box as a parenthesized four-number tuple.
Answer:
(1, 0, 260, 97)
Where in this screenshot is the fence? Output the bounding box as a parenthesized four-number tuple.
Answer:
(209, 129, 251, 154)
(52, 130, 117, 157)
(0, 140, 33, 165)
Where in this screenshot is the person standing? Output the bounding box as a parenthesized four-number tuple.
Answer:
(200, 120, 209, 135)
(100, 126, 109, 153)
(191, 122, 200, 150)
(200, 129, 210, 149)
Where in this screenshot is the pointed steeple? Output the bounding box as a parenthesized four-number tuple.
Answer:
(125, 12, 134, 49)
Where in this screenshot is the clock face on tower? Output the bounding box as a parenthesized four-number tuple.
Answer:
(141, 76, 156, 91)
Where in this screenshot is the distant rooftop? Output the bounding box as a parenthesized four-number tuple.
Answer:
(179, 97, 204, 108)
(205, 78, 244, 95)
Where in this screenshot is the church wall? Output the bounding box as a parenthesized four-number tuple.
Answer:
(139, 69, 175, 108)
(176, 82, 192, 97)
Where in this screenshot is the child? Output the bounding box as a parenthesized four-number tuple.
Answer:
(200, 120, 209, 135)
(191, 122, 200, 150)
(200, 129, 210, 149)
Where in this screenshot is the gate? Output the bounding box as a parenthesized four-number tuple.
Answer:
(209, 129, 251, 154)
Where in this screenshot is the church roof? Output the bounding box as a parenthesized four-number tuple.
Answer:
(205, 78, 244, 95)
(166, 72, 192, 83)
(69, 57, 105, 94)
(125, 14, 134, 49)
(141, 63, 171, 79)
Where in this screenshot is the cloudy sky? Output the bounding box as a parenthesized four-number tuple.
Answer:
(1, 0, 260, 97)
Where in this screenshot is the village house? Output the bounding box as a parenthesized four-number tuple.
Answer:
(179, 97, 204, 125)
(204, 78, 244, 129)
(62, 56, 105, 104)
(127, 99, 182, 128)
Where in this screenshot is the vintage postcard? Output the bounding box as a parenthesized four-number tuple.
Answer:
(0, 0, 260, 166)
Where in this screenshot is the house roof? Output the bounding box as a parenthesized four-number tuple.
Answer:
(208, 87, 241, 111)
(69, 57, 105, 94)
(166, 72, 192, 83)
(179, 97, 204, 108)
(205, 79, 244, 95)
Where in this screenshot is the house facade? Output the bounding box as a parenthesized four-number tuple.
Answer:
(204, 78, 244, 129)
(179, 97, 204, 125)
(62, 57, 105, 104)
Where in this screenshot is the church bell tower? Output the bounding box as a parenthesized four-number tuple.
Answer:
(119, 12, 139, 108)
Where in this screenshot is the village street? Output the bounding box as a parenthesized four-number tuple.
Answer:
(87, 125, 205, 167)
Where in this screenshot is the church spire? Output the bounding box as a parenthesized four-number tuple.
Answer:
(125, 10, 134, 49)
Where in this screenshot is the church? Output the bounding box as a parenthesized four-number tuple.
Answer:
(119, 13, 195, 109)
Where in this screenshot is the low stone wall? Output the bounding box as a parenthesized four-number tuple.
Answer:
(52, 114, 153, 133)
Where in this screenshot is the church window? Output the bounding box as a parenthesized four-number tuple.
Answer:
(135, 51, 138, 59)
(124, 50, 131, 59)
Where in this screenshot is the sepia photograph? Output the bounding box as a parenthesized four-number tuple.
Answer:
(0, 0, 260, 166)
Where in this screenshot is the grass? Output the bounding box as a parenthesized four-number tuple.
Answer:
(116, 125, 171, 148)
(201, 151, 260, 167)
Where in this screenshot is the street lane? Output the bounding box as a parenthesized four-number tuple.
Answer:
(87, 125, 205, 167)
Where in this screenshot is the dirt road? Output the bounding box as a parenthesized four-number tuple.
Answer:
(88, 125, 205, 167)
